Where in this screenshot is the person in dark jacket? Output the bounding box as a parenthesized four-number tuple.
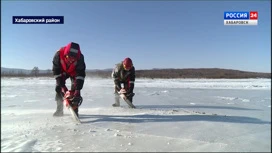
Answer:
(52, 42, 86, 117)
(111, 57, 135, 107)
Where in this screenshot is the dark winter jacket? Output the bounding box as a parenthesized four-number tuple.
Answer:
(112, 62, 135, 93)
(52, 46, 86, 90)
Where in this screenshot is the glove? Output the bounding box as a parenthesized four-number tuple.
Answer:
(72, 90, 82, 106)
(55, 77, 66, 93)
(61, 86, 68, 94)
(55, 85, 67, 97)
(119, 88, 127, 94)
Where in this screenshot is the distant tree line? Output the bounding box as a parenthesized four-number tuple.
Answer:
(1, 67, 52, 77)
(1, 67, 271, 79)
(135, 68, 271, 79)
(84, 68, 271, 79)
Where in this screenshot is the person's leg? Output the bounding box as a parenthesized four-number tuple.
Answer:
(127, 94, 134, 103)
(53, 92, 64, 116)
(70, 77, 80, 116)
(124, 82, 134, 103)
(73, 107, 79, 117)
(112, 86, 120, 107)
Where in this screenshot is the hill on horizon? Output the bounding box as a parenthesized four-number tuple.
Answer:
(1, 67, 270, 79)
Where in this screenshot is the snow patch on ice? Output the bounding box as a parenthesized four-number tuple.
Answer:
(216, 96, 250, 102)
(148, 90, 170, 96)
(2, 95, 18, 98)
(7, 105, 19, 107)
(24, 100, 39, 103)
(216, 96, 238, 101)
(114, 133, 122, 137)
(1, 136, 38, 152)
(240, 98, 250, 102)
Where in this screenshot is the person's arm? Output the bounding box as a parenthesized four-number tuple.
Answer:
(52, 51, 66, 94)
(72, 54, 86, 104)
(74, 54, 86, 91)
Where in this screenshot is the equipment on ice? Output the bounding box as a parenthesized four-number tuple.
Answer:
(63, 90, 82, 124)
(114, 89, 136, 108)
(119, 93, 136, 108)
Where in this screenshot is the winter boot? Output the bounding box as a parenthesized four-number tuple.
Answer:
(53, 94, 64, 117)
(112, 93, 120, 107)
(53, 104, 63, 116)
